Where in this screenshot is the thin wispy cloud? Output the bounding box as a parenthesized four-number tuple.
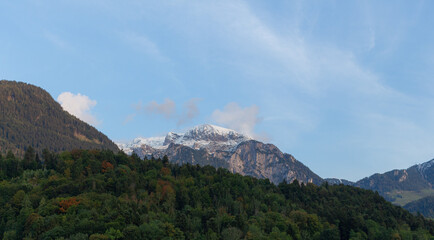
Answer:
(44, 31, 70, 50)
(123, 113, 136, 125)
(145, 98, 176, 119)
(121, 32, 168, 61)
(178, 98, 201, 126)
(213, 1, 390, 97)
(129, 98, 200, 126)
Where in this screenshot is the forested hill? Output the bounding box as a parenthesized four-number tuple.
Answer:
(404, 196, 434, 220)
(0, 149, 433, 239)
(0, 80, 119, 156)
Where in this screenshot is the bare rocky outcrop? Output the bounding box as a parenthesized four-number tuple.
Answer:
(132, 137, 323, 185)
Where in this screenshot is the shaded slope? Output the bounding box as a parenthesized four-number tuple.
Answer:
(404, 196, 434, 219)
(0, 80, 118, 155)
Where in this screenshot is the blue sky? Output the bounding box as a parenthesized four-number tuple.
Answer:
(1, 1, 434, 181)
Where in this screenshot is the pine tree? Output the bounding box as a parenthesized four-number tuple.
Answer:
(23, 146, 37, 170)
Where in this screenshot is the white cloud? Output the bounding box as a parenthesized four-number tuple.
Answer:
(57, 92, 100, 126)
(211, 102, 262, 139)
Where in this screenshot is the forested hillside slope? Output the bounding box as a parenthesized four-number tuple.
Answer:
(0, 149, 433, 239)
(0, 80, 119, 156)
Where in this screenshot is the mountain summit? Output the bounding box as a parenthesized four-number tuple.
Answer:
(0, 80, 119, 155)
(167, 124, 250, 144)
(118, 124, 322, 185)
(118, 124, 251, 154)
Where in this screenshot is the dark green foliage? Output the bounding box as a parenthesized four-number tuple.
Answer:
(0, 80, 119, 157)
(0, 150, 22, 178)
(0, 149, 433, 239)
(22, 146, 38, 170)
(404, 196, 434, 219)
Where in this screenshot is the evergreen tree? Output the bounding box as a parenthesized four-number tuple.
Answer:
(35, 153, 42, 169)
(4, 150, 21, 178)
(0, 153, 4, 179)
(22, 146, 37, 170)
(42, 148, 58, 170)
(162, 155, 169, 166)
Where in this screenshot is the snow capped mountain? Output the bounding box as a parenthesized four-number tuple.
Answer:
(116, 124, 323, 185)
(118, 124, 251, 154)
(117, 136, 166, 155)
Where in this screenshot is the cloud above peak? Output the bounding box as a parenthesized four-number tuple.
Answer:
(57, 92, 100, 126)
(211, 102, 263, 139)
(130, 98, 201, 126)
(145, 98, 176, 119)
(178, 98, 201, 126)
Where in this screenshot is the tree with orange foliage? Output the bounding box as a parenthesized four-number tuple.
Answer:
(59, 197, 80, 213)
(160, 167, 171, 176)
(101, 160, 114, 173)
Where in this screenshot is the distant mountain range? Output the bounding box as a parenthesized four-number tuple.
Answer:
(118, 124, 323, 185)
(323, 159, 434, 218)
(325, 160, 434, 191)
(0, 80, 119, 156)
(355, 159, 434, 198)
(352, 159, 434, 217)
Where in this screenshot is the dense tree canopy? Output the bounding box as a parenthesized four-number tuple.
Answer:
(0, 149, 433, 239)
(404, 196, 434, 219)
(0, 80, 119, 157)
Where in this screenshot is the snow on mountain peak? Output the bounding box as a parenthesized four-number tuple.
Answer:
(183, 124, 248, 141)
(117, 136, 166, 154)
(117, 124, 252, 154)
(190, 124, 236, 135)
(164, 124, 251, 150)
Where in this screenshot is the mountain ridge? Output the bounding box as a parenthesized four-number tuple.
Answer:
(0, 80, 119, 155)
(118, 124, 251, 154)
(355, 159, 434, 196)
(347, 158, 434, 217)
(118, 124, 323, 185)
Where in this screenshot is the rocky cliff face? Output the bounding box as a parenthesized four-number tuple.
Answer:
(120, 125, 323, 185)
(227, 141, 322, 184)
